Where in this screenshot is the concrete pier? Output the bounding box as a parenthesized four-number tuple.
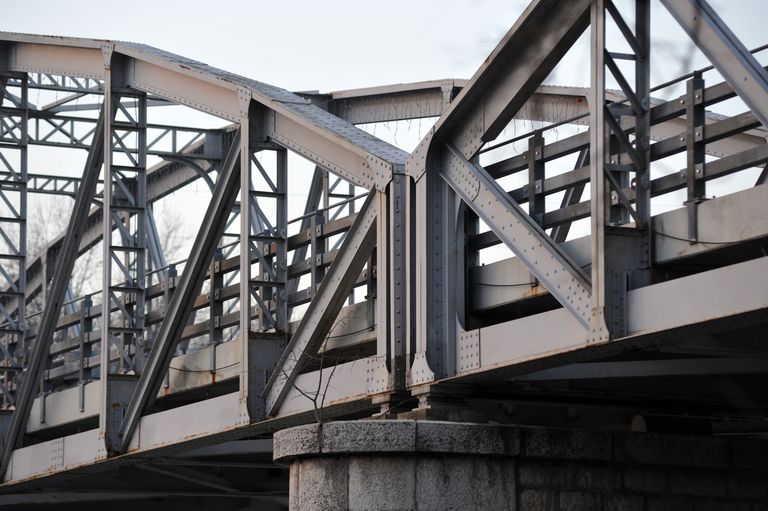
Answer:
(274, 420, 768, 511)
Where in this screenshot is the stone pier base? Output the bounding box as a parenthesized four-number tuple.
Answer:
(273, 420, 768, 511)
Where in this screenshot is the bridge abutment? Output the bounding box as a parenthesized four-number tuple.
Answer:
(273, 420, 768, 510)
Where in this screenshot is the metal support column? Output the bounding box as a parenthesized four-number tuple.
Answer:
(388, 174, 409, 393)
(208, 248, 223, 370)
(527, 131, 545, 226)
(241, 137, 288, 420)
(99, 75, 147, 452)
(415, 171, 455, 381)
(248, 149, 287, 333)
(590, 0, 652, 340)
(0, 72, 27, 408)
(685, 72, 706, 241)
(590, 0, 611, 342)
(634, 0, 651, 227)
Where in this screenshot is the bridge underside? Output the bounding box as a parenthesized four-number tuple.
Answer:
(0, 0, 767, 508)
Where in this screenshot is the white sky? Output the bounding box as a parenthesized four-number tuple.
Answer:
(1, 0, 762, 93)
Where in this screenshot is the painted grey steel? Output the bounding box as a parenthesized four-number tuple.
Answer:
(145, 205, 167, 282)
(661, 0, 768, 129)
(0, 136, 221, 320)
(0, 73, 28, 408)
(471, 183, 768, 312)
(441, 144, 592, 329)
(589, 0, 611, 341)
(100, 77, 150, 448)
(17, 300, 373, 436)
(286, 165, 324, 306)
(115, 130, 242, 454)
(406, 0, 599, 386)
(2, 73, 760, 328)
(0, 0, 767, 493)
(634, 0, 651, 227)
(0, 104, 110, 479)
(514, 357, 768, 381)
(550, 148, 589, 243)
(263, 191, 377, 416)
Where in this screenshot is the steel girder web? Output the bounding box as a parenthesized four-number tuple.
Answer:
(661, 0, 768, 129)
(262, 190, 377, 417)
(0, 102, 113, 479)
(115, 130, 242, 455)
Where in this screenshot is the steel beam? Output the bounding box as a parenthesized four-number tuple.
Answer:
(145, 205, 167, 282)
(441, 144, 593, 330)
(407, 0, 598, 386)
(99, 75, 150, 450)
(590, 0, 611, 341)
(514, 357, 768, 381)
(263, 191, 377, 416)
(0, 71, 28, 408)
(115, 130, 242, 454)
(661, 0, 768, 128)
(0, 103, 110, 478)
(409, 0, 592, 177)
(458, 256, 768, 383)
(287, 165, 325, 303)
(136, 464, 239, 494)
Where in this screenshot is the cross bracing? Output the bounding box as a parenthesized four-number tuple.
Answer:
(0, 0, 766, 507)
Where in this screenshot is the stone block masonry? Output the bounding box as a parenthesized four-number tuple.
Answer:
(274, 420, 768, 511)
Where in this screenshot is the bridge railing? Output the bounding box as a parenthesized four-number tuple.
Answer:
(466, 53, 768, 324)
(1, 200, 373, 399)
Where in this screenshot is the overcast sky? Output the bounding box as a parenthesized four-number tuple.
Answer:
(1, 0, 763, 94)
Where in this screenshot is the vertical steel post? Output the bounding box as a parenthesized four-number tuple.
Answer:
(238, 104, 252, 417)
(274, 148, 288, 330)
(412, 170, 451, 385)
(100, 54, 147, 452)
(310, 210, 325, 296)
(634, 0, 652, 227)
(99, 57, 114, 446)
(527, 131, 545, 226)
(208, 248, 223, 371)
(375, 188, 390, 372)
(287, 166, 324, 308)
(685, 72, 706, 242)
(388, 174, 408, 392)
(78, 294, 92, 412)
(0, 72, 27, 408)
(590, 0, 610, 342)
(248, 149, 286, 333)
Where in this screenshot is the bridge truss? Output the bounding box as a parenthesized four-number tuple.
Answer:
(0, 0, 766, 508)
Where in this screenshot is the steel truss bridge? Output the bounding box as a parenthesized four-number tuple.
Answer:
(0, 0, 767, 508)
